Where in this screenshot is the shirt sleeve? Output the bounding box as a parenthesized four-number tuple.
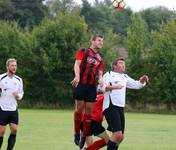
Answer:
(125, 74, 146, 89)
(75, 48, 85, 60)
(17, 78, 24, 100)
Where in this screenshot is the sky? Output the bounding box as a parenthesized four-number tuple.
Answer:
(74, 0, 176, 11)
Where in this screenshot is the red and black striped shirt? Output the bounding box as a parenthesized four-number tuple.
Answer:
(75, 48, 104, 85)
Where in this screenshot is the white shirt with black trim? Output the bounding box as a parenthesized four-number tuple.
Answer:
(0, 73, 24, 111)
(103, 71, 146, 111)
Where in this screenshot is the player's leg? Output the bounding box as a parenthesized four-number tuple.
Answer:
(104, 106, 124, 150)
(86, 132, 109, 150)
(0, 108, 8, 149)
(108, 131, 123, 150)
(0, 125, 6, 149)
(73, 83, 86, 145)
(111, 105, 125, 146)
(79, 102, 93, 148)
(97, 130, 109, 144)
(83, 102, 93, 136)
(7, 110, 19, 150)
(7, 123, 18, 150)
(74, 100, 84, 145)
(86, 121, 109, 150)
(79, 84, 96, 148)
(86, 136, 93, 147)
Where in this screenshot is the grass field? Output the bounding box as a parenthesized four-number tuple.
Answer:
(1, 109, 176, 150)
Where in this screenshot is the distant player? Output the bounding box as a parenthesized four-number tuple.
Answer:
(71, 34, 104, 148)
(0, 58, 24, 150)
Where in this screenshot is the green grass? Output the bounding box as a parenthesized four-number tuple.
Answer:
(1, 109, 176, 150)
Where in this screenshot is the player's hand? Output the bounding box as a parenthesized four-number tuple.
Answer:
(139, 75, 149, 84)
(71, 76, 80, 87)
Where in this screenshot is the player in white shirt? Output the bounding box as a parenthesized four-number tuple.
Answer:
(102, 58, 149, 150)
(0, 58, 24, 150)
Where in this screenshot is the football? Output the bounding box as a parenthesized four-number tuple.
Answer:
(112, 0, 126, 10)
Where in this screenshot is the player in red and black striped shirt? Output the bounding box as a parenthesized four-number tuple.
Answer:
(71, 34, 104, 148)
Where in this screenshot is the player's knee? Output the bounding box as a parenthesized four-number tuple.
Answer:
(120, 134, 124, 143)
(10, 127, 17, 135)
(0, 130, 5, 137)
(11, 130, 17, 135)
(75, 104, 84, 112)
(113, 132, 123, 143)
(0, 127, 5, 137)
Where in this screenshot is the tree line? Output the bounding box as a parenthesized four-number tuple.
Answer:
(0, 0, 176, 109)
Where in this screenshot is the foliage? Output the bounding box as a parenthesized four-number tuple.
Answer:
(26, 11, 89, 104)
(101, 29, 120, 71)
(0, 21, 29, 72)
(146, 20, 176, 104)
(0, 0, 176, 107)
(46, 0, 78, 17)
(141, 6, 176, 32)
(126, 13, 150, 103)
(127, 13, 149, 76)
(80, 0, 133, 40)
(0, 0, 47, 29)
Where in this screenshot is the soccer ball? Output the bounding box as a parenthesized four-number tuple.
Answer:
(112, 0, 126, 10)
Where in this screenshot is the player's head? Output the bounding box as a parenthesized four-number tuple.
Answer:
(6, 58, 17, 75)
(90, 34, 104, 50)
(112, 57, 125, 73)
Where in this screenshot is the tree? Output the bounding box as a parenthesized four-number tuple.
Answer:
(46, 0, 77, 17)
(0, 0, 48, 29)
(26, 10, 89, 105)
(146, 20, 176, 104)
(80, 0, 132, 45)
(0, 21, 29, 72)
(126, 13, 149, 104)
(0, 21, 33, 101)
(141, 6, 176, 32)
(101, 29, 120, 71)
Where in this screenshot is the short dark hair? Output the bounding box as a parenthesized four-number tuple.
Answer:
(112, 57, 125, 70)
(91, 34, 103, 41)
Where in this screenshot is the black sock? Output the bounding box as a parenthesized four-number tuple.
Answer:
(7, 134, 16, 150)
(0, 137, 3, 149)
(107, 140, 117, 150)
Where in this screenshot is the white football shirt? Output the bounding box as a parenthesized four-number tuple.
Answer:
(0, 73, 24, 111)
(103, 71, 145, 111)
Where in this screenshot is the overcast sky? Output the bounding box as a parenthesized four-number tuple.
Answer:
(74, 0, 176, 11)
